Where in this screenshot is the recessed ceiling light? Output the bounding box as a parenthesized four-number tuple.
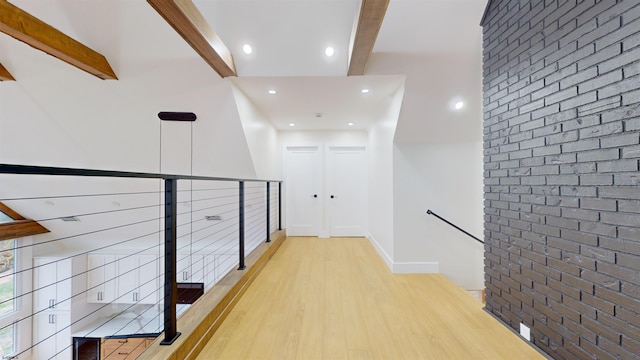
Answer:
(289, 123, 295, 127)
(361, 89, 369, 94)
(268, 89, 277, 94)
(242, 44, 252, 54)
(348, 122, 355, 126)
(455, 101, 464, 110)
(325, 46, 335, 57)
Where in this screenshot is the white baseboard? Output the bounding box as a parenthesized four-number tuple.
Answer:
(393, 261, 440, 274)
(366, 233, 439, 274)
(366, 233, 393, 271)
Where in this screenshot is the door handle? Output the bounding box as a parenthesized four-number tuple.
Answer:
(330, 195, 335, 199)
(312, 194, 317, 198)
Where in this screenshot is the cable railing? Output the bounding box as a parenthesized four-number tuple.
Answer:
(426, 209, 483, 244)
(0, 164, 281, 359)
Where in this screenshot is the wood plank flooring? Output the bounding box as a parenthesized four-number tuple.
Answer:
(196, 237, 545, 359)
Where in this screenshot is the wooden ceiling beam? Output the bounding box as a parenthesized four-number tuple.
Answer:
(348, 0, 390, 76)
(0, 220, 49, 241)
(0, 1, 117, 80)
(0, 203, 25, 220)
(0, 63, 15, 81)
(148, 0, 237, 78)
(0, 202, 49, 241)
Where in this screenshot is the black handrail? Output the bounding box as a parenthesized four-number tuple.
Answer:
(426, 209, 484, 244)
(0, 163, 281, 183)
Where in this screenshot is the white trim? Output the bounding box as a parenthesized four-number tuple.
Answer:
(0, 237, 33, 358)
(367, 234, 439, 274)
(366, 233, 393, 271)
(392, 261, 440, 274)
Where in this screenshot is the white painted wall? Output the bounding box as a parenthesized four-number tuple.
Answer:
(279, 130, 369, 148)
(367, 48, 484, 289)
(0, 0, 263, 179)
(230, 84, 280, 180)
(366, 85, 404, 269)
(393, 141, 484, 289)
(0, 2, 270, 254)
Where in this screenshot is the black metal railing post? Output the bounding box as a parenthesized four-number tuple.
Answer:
(238, 181, 246, 270)
(161, 178, 181, 345)
(278, 182, 282, 231)
(266, 182, 271, 242)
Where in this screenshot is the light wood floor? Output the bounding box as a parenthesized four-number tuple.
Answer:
(196, 237, 545, 359)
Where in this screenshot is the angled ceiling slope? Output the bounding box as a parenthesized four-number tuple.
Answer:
(0, 0, 117, 80)
(148, 0, 237, 78)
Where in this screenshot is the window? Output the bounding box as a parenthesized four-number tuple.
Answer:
(0, 239, 16, 356)
(0, 212, 12, 224)
(0, 204, 42, 358)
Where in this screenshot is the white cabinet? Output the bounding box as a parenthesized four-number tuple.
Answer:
(87, 253, 160, 304)
(33, 257, 72, 312)
(33, 312, 72, 359)
(116, 254, 159, 304)
(177, 254, 204, 282)
(33, 257, 73, 359)
(87, 254, 116, 303)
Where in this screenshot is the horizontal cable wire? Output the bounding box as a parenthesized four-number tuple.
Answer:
(11, 255, 164, 359)
(0, 190, 162, 202)
(0, 167, 279, 359)
(1, 243, 162, 327)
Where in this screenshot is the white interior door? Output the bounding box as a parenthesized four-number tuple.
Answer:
(285, 146, 322, 236)
(327, 146, 368, 237)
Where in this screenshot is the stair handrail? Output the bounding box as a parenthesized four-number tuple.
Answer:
(426, 209, 484, 244)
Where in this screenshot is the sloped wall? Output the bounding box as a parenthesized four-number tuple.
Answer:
(483, 1, 640, 358)
(0, 1, 275, 253)
(230, 84, 280, 180)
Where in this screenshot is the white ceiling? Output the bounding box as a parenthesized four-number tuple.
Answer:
(2, 0, 487, 134)
(375, 0, 486, 54)
(192, 0, 487, 132)
(192, 0, 361, 77)
(231, 75, 405, 130)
